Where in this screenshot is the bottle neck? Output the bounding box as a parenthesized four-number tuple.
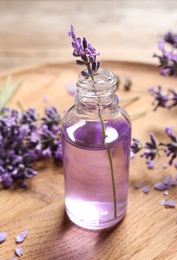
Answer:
(76, 68, 118, 108)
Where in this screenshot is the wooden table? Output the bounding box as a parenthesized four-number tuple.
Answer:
(0, 1, 177, 260)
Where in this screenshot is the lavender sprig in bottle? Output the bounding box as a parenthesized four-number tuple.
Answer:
(62, 26, 132, 229)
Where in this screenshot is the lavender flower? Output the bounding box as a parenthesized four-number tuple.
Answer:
(21, 108, 38, 125)
(16, 230, 28, 243)
(43, 106, 61, 125)
(160, 127, 177, 165)
(175, 161, 177, 168)
(146, 159, 155, 169)
(0, 232, 7, 243)
(163, 163, 168, 169)
(143, 185, 150, 194)
(0, 106, 62, 189)
(163, 174, 172, 186)
(131, 138, 142, 154)
(43, 96, 49, 103)
(154, 32, 177, 76)
(149, 86, 177, 110)
(131, 133, 159, 168)
(1, 173, 13, 188)
(163, 31, 177, 47)
(134, 182, 141, 189)
(168, 89, 177, 108)
(65, 81, 76, 95)
(67, 25, 100, 77)
(155, 175, 174, 191)
(165, 199, 176, 208)
(154, 182, 168, 191)
(15, 246, 23, 257)
(40, 106, 62, 160)
(148, 86, 169, 110)
(143, 133, 158, 161)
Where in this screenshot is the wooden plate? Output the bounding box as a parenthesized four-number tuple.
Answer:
(0, 61, 177, 260)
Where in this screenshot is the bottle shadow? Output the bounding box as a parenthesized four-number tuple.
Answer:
(56, 208, 123, 259)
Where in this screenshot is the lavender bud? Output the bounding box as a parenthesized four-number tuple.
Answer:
(76, 60, 85, 65)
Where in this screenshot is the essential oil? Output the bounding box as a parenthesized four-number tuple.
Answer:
(62, 69, 131, 229)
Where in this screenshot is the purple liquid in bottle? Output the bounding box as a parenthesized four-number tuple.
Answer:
(63, 119, 131, 229)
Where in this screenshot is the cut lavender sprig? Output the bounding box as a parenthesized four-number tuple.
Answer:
(131, 128, 177, 168)
(149, 86, 177, 110)
(67, 25, 100, 78)
(67, 25, 117, 219)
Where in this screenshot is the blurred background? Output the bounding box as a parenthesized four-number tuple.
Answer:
(0, 0, 177, 70)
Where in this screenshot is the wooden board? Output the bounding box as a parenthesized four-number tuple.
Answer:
(0, 61, 177, 260)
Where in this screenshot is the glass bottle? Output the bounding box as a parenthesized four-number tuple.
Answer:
(62, 68, 131, 230)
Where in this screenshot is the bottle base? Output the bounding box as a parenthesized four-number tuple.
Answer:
(66, 208, 126, 230)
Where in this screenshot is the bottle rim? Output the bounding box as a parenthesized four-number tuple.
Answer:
(77, 68, 117, 91)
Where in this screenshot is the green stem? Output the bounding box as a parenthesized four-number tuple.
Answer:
(16, 101, 25, 112)
(40, 138, 53, 143)
(0, 76, 22, 110)
(107, 149, 117, 218)
(130, 110, 147, 121)
(120, 95, 139, 103)
(91, 76, 117, 219)
(158, 148, 166, 151)
(97, 103, 117, 217)
(97, 104, 107, 139)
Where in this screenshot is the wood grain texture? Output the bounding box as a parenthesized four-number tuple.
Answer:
(0, 60, 177, 260)
(0, 0, 177, 69)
